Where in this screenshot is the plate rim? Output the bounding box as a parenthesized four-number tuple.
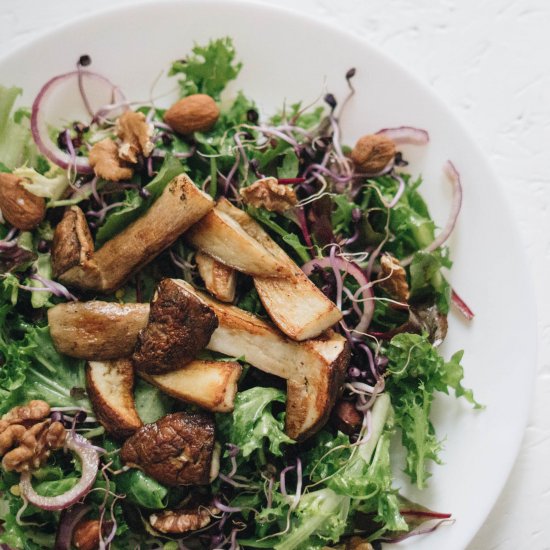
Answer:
(0, 1, 538, 548)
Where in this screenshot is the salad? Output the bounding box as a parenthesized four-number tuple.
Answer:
(0, 38, 480, 550)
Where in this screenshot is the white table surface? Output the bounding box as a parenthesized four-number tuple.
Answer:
(1, 1, 548, 549)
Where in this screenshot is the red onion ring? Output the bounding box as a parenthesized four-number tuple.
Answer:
(376, 126, 430, 145)
(401, 160, 463, 267)
(31, 70, 124, 174)
(20, 432, 99, 511)
(302, 254, 374, 333)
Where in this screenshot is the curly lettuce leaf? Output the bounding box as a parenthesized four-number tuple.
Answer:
(247, 207, 311, 264)
(0, 311, 30, 398)
(306, 394, 407, 534)
(169, 37, 242, 100)
(14, 166, 69, 202)
(273, 489, 350, 550)
(409, 250, 452, 313)
(0, 85, 44, 171)
(385, 333, 481, 488)
(0, 279, 30, 399)
(1, 325, 90, 414)
(0, 474, 56, 549)
(218, 387, 294, 459)
(277, 149, 299, 179)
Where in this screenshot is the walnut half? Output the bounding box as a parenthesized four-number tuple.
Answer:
(150, 505, 219, 534)
(0, 400, 66, 473)
(89, 139, 133, 181)
(240, 177, 297, 213)
(116, 111, 154, 163)
(378, 253, 410, 302)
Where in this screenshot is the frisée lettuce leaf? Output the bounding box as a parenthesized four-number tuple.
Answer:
(385, 333, 481, 488)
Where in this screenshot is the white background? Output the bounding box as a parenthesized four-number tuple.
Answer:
(0, 1, 548, 549)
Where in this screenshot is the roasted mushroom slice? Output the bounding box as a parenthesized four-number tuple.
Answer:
(195, 251, 237, 303)
(132, 278, 218, 374)
(49, 279, 348, 440)
(139, 360, 241, 413)
(86, 359, 142, 439)
(51, 206, 97, 281)
(216, 198, 342, 340)
(178, 281, 349, 440)
(120, 412, 215, 487)
(184, 207, 289, 278)
(56, 174, 214, 293)
(48, 301, 149, 360)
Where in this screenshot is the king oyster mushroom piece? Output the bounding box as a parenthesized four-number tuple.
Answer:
(184, 207, 290, 278)
(132, 278, 218, 374)
(195, 251, 237, 303)
(139, 360, 242, 413)
(48, 301, 150, 360)
(86, 359, 142, 439)
(120, 411, 215, 487)
(53, 174, 214, 293)
(51, 205, 98, 281)
(48, 278, 349, 440)
(177, 280, 349, 440)
(216, 198, 342, 341)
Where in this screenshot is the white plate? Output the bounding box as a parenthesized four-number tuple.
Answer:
(0, 2, 536, 549)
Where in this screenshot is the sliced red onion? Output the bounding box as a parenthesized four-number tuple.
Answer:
(302, 254, 374, 333)
(31, 70, 124, 174)
(451, 288, 475, 320)
(20, 432, 99, 511)
(295, 206, 314, 250)
(54, 503, 92, 550)
(401, 509, 452, 519)
(401, 160, 462, 267)
(376, 126, 430, 146)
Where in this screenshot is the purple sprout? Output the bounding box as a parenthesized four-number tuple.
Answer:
(29, 274, 77, 301)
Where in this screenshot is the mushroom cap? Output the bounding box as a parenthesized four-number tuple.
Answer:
(120, 411, 215, 487)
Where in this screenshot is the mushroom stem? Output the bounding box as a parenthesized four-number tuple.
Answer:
(216, 198, 342, 341)
(55, 174, 214, 293)
(48, 279, 349, 440)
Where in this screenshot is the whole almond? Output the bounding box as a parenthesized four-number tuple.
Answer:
(350, 134, 396, 173)
(72, 519, 100, 550)
(0, 173, 46, 230)
(164, 94, 220, 134)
